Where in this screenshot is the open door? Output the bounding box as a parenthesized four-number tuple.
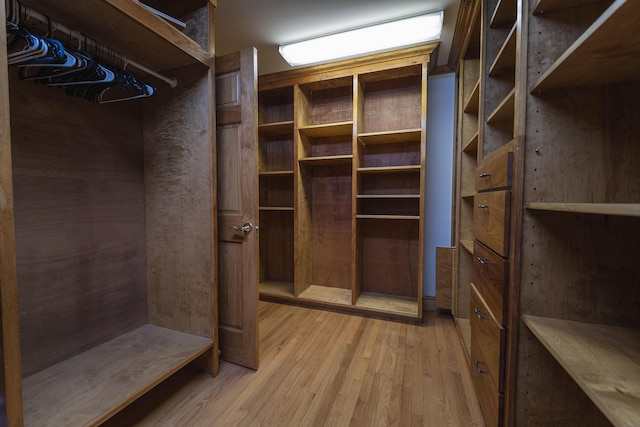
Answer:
(215, 48, 259, 369)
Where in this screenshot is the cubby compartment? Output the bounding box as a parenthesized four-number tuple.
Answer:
(258, 132, 294, 173)
(297, 77, 354, 126)
(259, 210, 294, 297)
(258, 86, 294, 125)
(355, 218, 420, 316)
(296, 163, 353, 300)
(259, 174, 294, 209)
(358, 65, 423, 134)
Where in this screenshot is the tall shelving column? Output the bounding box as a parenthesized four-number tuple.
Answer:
(453, 1, 482, 356)
(257, 87, 295, 298)
(516, 0, 640, 426)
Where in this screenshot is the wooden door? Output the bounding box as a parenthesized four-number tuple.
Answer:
(215, 48, 259, 369)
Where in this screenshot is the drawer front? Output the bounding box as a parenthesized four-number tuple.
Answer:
(473, 190, 510, 257)
(473, 240, 509, 325)
(475, 146, 513, 192)
(470, 283, 505, 393)
(470, 342, 503, 427)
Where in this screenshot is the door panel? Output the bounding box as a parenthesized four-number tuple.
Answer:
(215, 48, 259, 369)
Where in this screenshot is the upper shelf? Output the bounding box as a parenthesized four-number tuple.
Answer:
(489, 25, 517, 77)
(491, 0, 517, 28)
(259, 121, 295, 135)
(299, 122, 353, 138)
(358, 129, 422, 145)
(526, 203, 640, 217)
(533, 0, 607, 15)
(463, 80, 481, 114)
(523, 315, 640, 427)
(19, 0, 210, 71)
(531, 0, 640, 92)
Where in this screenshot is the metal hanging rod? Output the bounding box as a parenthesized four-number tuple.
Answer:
(6, 0, 178, 88)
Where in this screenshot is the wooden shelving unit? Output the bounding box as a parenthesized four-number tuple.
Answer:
(464, 80, 481, 114)
(257, 46, 435, 319)
(486, 88, 515, 124)
(490, 0, 517, 28)
(0, 1, 217, 424)
(523, 316, 640, 427)
(489, 25, 517, 77)
(533, 0, 606, 14)
(526, 203, 640, 217)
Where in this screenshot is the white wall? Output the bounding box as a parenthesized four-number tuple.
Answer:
(423, 73, 456, 296)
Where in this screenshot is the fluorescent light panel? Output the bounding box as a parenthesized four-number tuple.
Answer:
(279, 11, 443, 67)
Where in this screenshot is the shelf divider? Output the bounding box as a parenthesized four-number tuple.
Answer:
(526, 202, 640, 217)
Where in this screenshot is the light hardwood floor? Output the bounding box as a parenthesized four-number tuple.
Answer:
(104, 302, 485, 426)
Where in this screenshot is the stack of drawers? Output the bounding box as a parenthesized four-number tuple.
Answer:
(470, 139, 515, 427)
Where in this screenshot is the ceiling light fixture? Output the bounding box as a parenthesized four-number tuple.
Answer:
(279, 11, 443, 67)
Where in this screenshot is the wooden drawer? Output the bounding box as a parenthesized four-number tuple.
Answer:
(473, 190, 510, 257)
(475, 143, 513, 192)
(470, 283, 505, 393)
(470, 341, 503, 427)
(473, 240, 509, 325)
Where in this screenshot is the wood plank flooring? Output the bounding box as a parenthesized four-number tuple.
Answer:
(103, 302, 485, 426)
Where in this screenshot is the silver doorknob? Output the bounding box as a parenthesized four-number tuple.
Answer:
(230, 222, 253, 233)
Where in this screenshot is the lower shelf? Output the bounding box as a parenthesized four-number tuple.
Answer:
(22, 324, 213, 426)
(522, 315, 640, 427)
(260, 284, 420, 320)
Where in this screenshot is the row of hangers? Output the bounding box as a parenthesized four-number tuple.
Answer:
(5, 0, 156, 103)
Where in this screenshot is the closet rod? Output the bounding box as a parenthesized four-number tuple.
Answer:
(7, 2, 178, 88)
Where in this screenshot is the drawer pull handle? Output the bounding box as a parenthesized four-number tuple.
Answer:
(474, 307, 486, 320)
(479, 173, 491, 178)
(477, 204, 489, 209)
(477, 256, 491, 265)
(474, 360, 488, 374)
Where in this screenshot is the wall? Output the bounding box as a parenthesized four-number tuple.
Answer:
(423, 73, 456, 296)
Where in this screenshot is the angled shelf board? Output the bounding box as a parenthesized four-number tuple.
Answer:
(259, 207, 295, 211)
(357, 165, 421, 174)
(491, 0, 517, 27)
(463, 131, 479, 153)
(258, 121, 295, 135)
(523, 315, 640, 427)
(464, 80, 481, 114)
(22, 325, 212, 426)
(259, 170, 294, 176)
(358, 129, 422, 145)
(19, 0, 210, 71)
(526, 203, 640, 217)
(533, 0, 609, 15)
(298, 121, 353, 137)
(357, 194, 420, 199)
(355, 292, 419, 318)
(531, 0, 640, 92)
(487, 88, 516, 124)
(298, 155, 353, 165)
(489, 24, 517, 77)
(460, 239, 474, 254)
(356, 214, 420, 220)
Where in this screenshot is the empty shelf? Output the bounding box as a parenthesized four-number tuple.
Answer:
(526, 202, 640, 217)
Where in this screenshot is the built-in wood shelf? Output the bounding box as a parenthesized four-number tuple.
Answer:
(490, 0, 517, 28)
(358, 129, 422, 145)
(259, 170, 294, 176)
(259, 280, 295, 298)
(533, 0, 609, 15)
(463, 131, 479, 153)
(526, 203, 640, 217)
(22, 325, 212, 426)
(487, 88, 515, 125)
(298, 285, 352, 306)
(299, 155, 353, 165)
(460, 240, 474, 254)
(531, 0, 640, 92)
(259, 206, 294, 212)
(357, 194, 420, 199)
(464, 80, 481, 114)
(19, 0, 210, 71)
(258, 121, 295, 134)
(355, 292, 419, 317)
(298, 121, 353, 137)
(357, 165, 421, 174)
(523, 315, 640, 427)
(489, 24, 517, 76)
(357, 214, 420, 220)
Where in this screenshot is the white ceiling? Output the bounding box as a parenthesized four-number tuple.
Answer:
(214, 0, 461, 75)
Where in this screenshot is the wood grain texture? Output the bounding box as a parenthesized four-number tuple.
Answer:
(473, 190, 511, 257)
(475, 139, 514, 192)
(9, 73, 147, 377)
(144, 65, 214, 339)
(473, 241, 509, 325)
(22, 324, 212, 427)
(435, 246, 455, 310)
(103, 301, 486, 427)
(0, 3, 23, 424)
(523, 316, 640, 427)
